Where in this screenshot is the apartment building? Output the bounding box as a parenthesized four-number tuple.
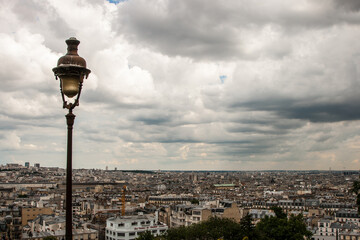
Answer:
(170, 205, 211, 228)
(148, 194, 193, 206)
(21, 207, 54, 226)
(312, 218, 359, 240)
(335, 210, 360, 226)
(170, 202, 241, 228)
(22, 228, 98, 240)
(105, 213, 168, 240)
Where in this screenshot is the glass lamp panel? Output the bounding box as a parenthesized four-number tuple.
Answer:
(61, 76, 80, 98)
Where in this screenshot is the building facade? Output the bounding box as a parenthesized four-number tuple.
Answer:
(105, 213, 168, 240)
(21, 207, 54, 226)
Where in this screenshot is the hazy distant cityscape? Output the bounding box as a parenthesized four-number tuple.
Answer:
(0, 162, 359, 239)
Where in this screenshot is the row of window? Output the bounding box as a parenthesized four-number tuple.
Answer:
(106, 230, 137, 236)
(109, 221, 152, 228)
(107, 229, 164, 235)
(106, 232, 154, 240)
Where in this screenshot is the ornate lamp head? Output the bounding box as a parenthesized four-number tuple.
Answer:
(53, 37, 91, 110)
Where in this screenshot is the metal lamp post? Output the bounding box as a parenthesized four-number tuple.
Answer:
(53, 37, 91, 240)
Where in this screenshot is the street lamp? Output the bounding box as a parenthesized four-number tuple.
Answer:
(53, 37, 91, 240)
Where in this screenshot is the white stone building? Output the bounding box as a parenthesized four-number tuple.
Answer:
(105, 213, 168, 240)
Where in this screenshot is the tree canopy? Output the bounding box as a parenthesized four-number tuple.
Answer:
(352, 179, 360, 214)
(43, 236, 57, 240)
(164, 217, 245, 240)
(256, 212, 312, 240)
(136, 208, 312, 240)
(136, 231, 158, 240)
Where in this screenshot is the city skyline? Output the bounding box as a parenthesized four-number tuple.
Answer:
(1, 0, 360, 170)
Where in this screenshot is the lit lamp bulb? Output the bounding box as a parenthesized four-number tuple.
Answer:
(61, 75, 81, 98)
(53, 37, 90, 107)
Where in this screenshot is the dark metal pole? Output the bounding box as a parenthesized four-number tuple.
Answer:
(66, 111, 75, 240)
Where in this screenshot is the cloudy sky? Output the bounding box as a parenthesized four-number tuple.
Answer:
(1, 0, 360, 170)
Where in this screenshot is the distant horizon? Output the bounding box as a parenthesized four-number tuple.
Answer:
(2, 162, 359, 172)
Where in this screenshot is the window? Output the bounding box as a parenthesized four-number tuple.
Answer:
(129, 232, 135, 236)
(110, 223, 113, 227)
(131, 222, 137, 226)
(117, 233, 125, 237)
(118, 223, 124, 227)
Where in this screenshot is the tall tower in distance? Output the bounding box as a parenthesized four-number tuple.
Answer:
(25, 162, 30, 168)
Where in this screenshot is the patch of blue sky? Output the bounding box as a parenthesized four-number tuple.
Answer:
(219, 75, 227, 84)
(107, 0, 127, 4)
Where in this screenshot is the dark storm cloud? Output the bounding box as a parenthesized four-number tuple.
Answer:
(226, 125, 290, 135)
(132, 115, 171, 125)
(279, 101, 360, 122)
(233, 97, 360, 123)
(334, 0, 360, 11)
(0, 120, 17, 130)
(220, 142, 276, 157)
(115, 0, 360, 60)
(315, 134, 333, 143)
(116, 1, 241, 60)
(226, 118, 306, 135)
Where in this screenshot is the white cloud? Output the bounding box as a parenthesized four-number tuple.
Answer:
(0, 132, 21, 150)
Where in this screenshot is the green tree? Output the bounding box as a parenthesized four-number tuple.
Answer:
(164, 217, 243, 240)
(43, 236, 57, 240)
(351, 179, 360, 214)
(164, 226, 189, 240)
(256, 208, 312, 240)
(198, 217, 242, 240)
(239, 214, 258, 240)
(270, 206, 287, 219)
(136, 231, 156, 240)
(190, 198, 200, 205)
(163, 209, 312, 240)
